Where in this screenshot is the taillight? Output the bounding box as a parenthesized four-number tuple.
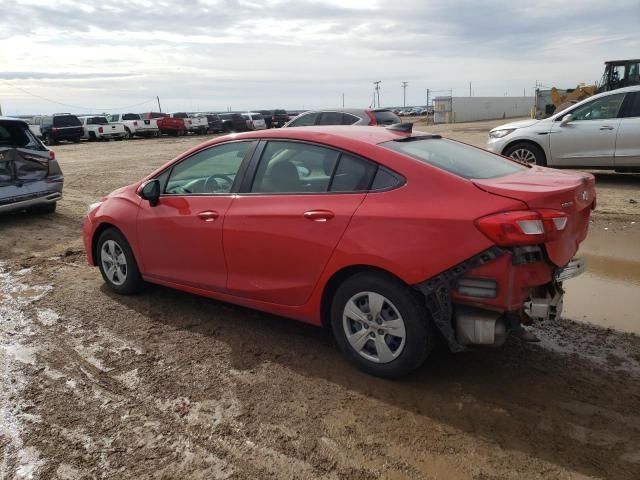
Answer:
(48, 150, 55, 160)
(475, 210, 568, 246)
(98, 127, 104, 133)
(51, 127, 57, 133)
(365, 110, 377, 126)
(133, 121, 138, 126)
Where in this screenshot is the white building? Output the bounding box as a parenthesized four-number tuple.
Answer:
(433, 96, 534, 123)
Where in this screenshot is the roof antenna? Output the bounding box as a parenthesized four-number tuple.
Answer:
(386, 123, 413, 133)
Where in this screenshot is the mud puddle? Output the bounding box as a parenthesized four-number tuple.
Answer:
(564, 227, 640, 334)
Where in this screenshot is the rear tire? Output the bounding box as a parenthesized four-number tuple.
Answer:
(330, 272, 435, 378)
(503, 142, 546, 166)
(96, 228, 145, 295)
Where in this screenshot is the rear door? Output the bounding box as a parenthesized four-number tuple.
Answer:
(223, 140, 376, 305)
(615, 91, 640, 168)
(548, 92, 625, 167)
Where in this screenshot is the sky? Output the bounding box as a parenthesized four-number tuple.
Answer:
(1, 0, 639, 115)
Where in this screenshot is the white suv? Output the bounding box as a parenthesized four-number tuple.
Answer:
(487, 86, 640, 171)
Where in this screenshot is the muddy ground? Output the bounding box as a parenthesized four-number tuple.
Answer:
(1, 119, 639, 479)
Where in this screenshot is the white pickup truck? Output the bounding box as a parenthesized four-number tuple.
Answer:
(107, 113, 160, 138)
(79, 116, 126, 141)
(171, 112, 208, 134)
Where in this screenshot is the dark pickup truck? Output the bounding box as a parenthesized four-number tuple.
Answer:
(142, 112, 186, 136)
(32, 114, 83, 145)
(258, 109, 289, 128)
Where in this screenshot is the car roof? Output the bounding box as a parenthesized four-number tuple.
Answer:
(207, 125, 426, 146)
(0, 116, 28, 125)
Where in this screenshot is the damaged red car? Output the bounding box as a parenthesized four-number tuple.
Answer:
(83, 124, 594, 378)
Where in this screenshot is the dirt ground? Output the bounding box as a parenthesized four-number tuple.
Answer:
(1, 120, 640, 479)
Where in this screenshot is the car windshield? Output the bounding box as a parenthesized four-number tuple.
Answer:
(381, 138, 527, 179)
(53, 115, 81, 127)
(122, 113, 140, 121)
(0, 122, 46, 151)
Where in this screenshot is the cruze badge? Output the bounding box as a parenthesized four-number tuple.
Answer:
(580, 190, 590, 202)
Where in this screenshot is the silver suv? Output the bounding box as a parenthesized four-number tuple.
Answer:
(487, 86, 640, 171)
(284, 108, 400, 127)
(0, 117, 63, 214)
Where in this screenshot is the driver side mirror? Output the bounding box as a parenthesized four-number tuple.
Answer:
(140, 179, 160, 207)
(559, 113, 573, 126)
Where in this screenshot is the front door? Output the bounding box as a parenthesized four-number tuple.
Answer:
(224, 140, 376, 306)
(549, 92, 625, 167)
(136, 141, 252, 291)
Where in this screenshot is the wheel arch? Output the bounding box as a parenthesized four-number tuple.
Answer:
(319, 264, 410, 331)
(91, 222, 124, 266)
(501, 138, 548, 165)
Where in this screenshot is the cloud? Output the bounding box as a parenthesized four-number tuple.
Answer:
(1, 0, 638, 113)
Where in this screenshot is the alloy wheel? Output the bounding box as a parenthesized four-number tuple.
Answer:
(101, 240, 128, 286)
(509, 148, 537, 164)
(342, 291, 406, 364)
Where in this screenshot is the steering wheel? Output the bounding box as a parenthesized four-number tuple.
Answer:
(203, 174, 233, 193)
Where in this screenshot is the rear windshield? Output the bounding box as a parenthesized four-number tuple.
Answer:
(173, 113, 188, 118)
(0, 122, 46, 151)
(122, 113, 140, 121)
(89, 117, 108, 125)
(53, 115, 81, 127)
(373, 110, 401, 125)
(381, 138, 527, 179)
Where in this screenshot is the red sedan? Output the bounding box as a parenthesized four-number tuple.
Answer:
(83, 125, 594, 378)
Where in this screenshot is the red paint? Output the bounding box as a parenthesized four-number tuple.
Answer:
(83, 126, 594, 328)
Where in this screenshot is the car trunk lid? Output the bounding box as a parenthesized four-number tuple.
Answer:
(472, 167, 596, 266)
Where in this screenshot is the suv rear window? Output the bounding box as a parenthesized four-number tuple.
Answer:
(0, 122, 45, 151)
(373, 110, 400, 125)
(382, 138, 526, 179)
(53, 115, 81, 127)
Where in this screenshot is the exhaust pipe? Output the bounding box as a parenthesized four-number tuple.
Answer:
(454, 305, 509, 347)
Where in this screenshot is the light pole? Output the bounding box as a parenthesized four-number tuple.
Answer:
(401, 81, 408, 108)
(373, 81, 381, 108)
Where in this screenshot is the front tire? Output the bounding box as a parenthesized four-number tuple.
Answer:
(504, 142, 546, 166)
(331, 272, 435, 378)
(96, 228, 145, 295)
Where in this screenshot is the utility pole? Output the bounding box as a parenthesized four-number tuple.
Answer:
(373, 81, 381, 108)
(342, 93, 345, 108)
(426, 88, 430, 107)
(156, 96, 162, 112)
(469, 82, 472, 97)
(401, 81, 408, 108)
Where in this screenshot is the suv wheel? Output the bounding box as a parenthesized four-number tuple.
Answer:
(331, 272, 435, 378)
(96, 229, 145, 295)
(504, 142, 546, 166)
(44, 134, 55, 146)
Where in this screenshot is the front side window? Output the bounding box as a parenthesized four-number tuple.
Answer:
(164, 141, 250, 195)
(251, 141, 339, 193)
(382, 138, 526, 180)
(571, 93, 625, 121)
(289, 112, 319, 127)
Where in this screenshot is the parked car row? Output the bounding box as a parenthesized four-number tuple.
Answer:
(22, 109, 301, 145)
(392, 107, 432, 116)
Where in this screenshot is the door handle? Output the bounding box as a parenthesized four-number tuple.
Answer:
(304, 210, 335, 222)
(599, 126, 614, 130)
(197, 210, 219, 222)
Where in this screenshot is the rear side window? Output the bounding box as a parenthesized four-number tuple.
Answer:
(371, 167, 403, 191)
(342, 114, 359, 125)
(373, 110, 401, 125)
(251, 141, 339, 193)
(329, 154, 376, 192)
(382, 138, 526, 179)
(289, 112, 319, 127)
(53, 115, 81, 127)
(622, 92, 640, 118)
(317, 112, 344, 125)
